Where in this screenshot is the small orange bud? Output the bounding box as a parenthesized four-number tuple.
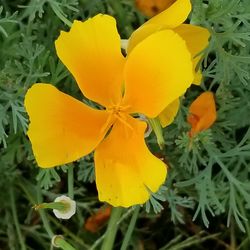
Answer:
(84, 206, 112, 233)
(135, 0, 176, 17)
(187, 92, 217, 137)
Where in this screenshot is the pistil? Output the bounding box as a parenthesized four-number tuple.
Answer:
(100, 104, 133, 133)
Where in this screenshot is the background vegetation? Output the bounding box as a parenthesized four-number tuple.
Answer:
(0, 0, 250, 249)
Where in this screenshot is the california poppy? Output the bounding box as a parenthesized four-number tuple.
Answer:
(25, 14, 193, 207)
(187, 92, 217, 136)
(129, 0, 210, 127)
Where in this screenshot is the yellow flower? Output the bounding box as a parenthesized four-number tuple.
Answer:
(24, 14, 193, 207)
(187, 92, 217, 137)
(129, 0, 210, 127)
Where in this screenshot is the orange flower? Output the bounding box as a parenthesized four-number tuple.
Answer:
(187, 92, 217, 136)
(24, 14, 193, 207)
(85, 206, 112, 233)
(135, 0, 176, 17)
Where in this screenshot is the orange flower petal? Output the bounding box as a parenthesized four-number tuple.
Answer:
(85, 206, 111, 233)
(174, 24, 210, 85)
(187, 91, 217, 136)
(123, 30, 193, 118)
(55, 14, 125, 107)
(94, 116, 167, 207)
(128, 0, 191, 53)
(24, 84, 109, 168)
(135, 0, 176, 17)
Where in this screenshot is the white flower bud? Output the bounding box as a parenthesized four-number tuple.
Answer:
(53, 195, 76, 220)
(51, 235, 64, 248)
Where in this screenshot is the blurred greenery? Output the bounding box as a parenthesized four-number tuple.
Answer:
(0, 0, 250, 249)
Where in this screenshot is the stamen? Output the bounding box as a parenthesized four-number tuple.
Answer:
(119, 105, 131, 111)
(114, 114, 134, 131)
(100, 112, 115, 134)
(101, 103, 134, 135)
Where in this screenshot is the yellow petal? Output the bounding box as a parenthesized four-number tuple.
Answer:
(123, 30, 193, 118)
(94, 116, 167, 207)
(187, 91, 217, 136)
(158, 98, 180, 128)
(174, 24, 210, 85)
(128, 0, 191, 52)
(146, 0, 191, 27)
(24, 84, 109, 168)
(55, 14, 125, 107)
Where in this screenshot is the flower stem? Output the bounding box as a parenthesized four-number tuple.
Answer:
(68, 166, 74, 199)
(53, 236, 77, 250)
(36, 185, 54, 238)
(49, 215, 90, 249)
(90, 208, 134, 250)
(148, 118, 165, 150)
(34, 201, 68, 211)
(101, 207, 123, 250)
(120, 206, 140, 250)
(10, 187, 27, 250)
(19, 181, 78, 249)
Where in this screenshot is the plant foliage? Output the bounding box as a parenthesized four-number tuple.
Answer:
(0, 0, 250, 249)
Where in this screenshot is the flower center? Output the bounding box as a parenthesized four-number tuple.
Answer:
(109, 104, 133, 129)
(108, 104, 128, 116)
(101, 103, 132, 134)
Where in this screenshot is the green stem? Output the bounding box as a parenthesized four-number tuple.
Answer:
(19, 181, 80, 249)
(18, 181, 53, 238)
(10, 187, 27, 250)
(120, 206, 140, 250)
(91, 208, 134, 250)
(101, 207, 123, 250)
(230, 219, 236, 250)
(68, 166, 74, 199)
(53, 236, 77, 250)
(148, 118, 165, 150)
(49, 215, 90, 249)
(37, 185, 54, 238)
(34, 202, 68, 211)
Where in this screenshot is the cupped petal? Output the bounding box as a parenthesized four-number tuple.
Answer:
(55, 14, 125, 107)
(146, 0, 191, 27)
(94, 116, 167, 207)
(24, 84, 109, 168)
(123, 30, 193, 118)
(174, 24, 210, 84)
(158, 98, 180, 128)
(187, 91, 217, 135)
(128, 0, 191, 53)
